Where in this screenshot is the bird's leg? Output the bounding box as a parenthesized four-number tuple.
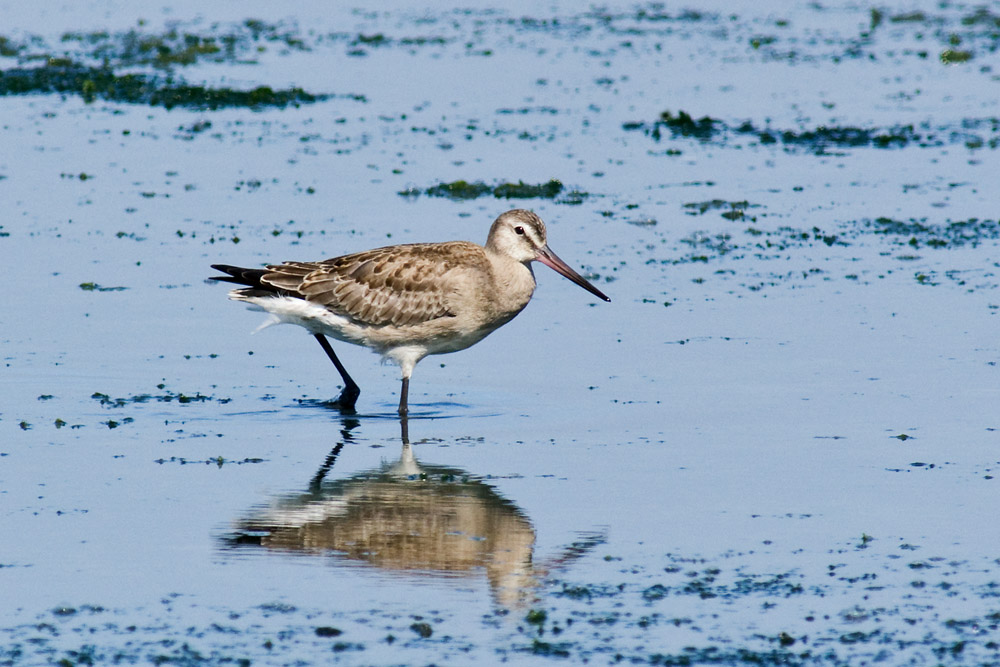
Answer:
(313, 334, 360, 408)
(308, 441, 345, 492)
(399, 413, 409, 444)
(398, 376, 409, 416)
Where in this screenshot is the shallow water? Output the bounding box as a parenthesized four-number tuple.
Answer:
(2, 1, 999, 664)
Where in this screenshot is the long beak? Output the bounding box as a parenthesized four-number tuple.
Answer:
(535, 245, 611, 302)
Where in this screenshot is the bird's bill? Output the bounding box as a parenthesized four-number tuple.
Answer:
(536, 245, 611, 302)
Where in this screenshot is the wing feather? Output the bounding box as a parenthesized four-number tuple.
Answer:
(259, 242, 489, 327)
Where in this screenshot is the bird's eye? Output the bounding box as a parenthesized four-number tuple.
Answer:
(514, 226, 525, 235)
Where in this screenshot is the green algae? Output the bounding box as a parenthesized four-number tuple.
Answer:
(59, 20, 310, 69)
(865, 216, 1000, 248)
(6, 546, 1000, 666)
(622, 110, 719, 142)
(154, 456, 265, 466)
(419, 180, 493, 200)
(940, 48, 973, 63)
(18, 19, 452, 73)
(400, 178, 567, 201)
(766, 6, 999, 64)
(655, 110, 718, 140)
(354, 33, 389, 47)
(494, 179, 563, 199)
(79, 282, 127, 292)
(0, 35, 23, 57)
(90, 390, 227, 407)
(763, 124, 915, 149)
(0, 63, 329, 110)
(0, 22, 359, 109)
(647, 647, 805, 666)
(684, 200, 756, 219)
(640, 212, 999, 296)
(625, 110, 998, 153)
(62, 29, 224, 68)
(525, 609, 547, 626)
(347, 32, 450, 55)
(524, 638, 572, 657)
(409, 622, 433, 638)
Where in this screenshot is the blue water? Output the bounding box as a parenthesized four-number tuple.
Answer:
(2, 1, 999, 663)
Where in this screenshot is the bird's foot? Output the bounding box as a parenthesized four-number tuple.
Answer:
(332, 384, 360, 410)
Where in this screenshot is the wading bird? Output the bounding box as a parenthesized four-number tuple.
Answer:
(210, 209, 609, 415)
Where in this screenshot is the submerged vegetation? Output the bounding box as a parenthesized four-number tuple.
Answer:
(0, 4, 995, 115)
(399, 179, 581, 202)
(78, 282, 127, 292)
(0, 62, 332, 110)
(683, 199, 759, 220)
(624, 110, 999, 152)
(0, 21, 358, 109)
(90, 389, 226, 407)
(5, 543, 1000, 665)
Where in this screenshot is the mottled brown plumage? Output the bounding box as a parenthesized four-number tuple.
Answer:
(211, 209, 609, 415)
(263, 243, 484, 327)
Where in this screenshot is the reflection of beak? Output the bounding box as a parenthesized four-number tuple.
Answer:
(535, 245, 611, 302)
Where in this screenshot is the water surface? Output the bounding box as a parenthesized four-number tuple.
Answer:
(2, 0, 998, 664)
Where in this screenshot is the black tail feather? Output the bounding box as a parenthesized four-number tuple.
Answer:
(209, 264, 303, 299)
(209, 264, 269, 289)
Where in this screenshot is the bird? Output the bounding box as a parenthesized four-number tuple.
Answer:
(210, 208, 610, 415)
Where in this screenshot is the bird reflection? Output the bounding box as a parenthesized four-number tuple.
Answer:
(222, 417, 601, 608)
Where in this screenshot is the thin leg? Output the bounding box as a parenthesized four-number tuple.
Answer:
(400, 414, 409, 444)
(313, 334, 360, 408)
(307, 417, 358, 490)
(398, 376, 409, 416)
(308, 441, 345, 493)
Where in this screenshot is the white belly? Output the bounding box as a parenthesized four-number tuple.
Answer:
(235, 293, 517, 378)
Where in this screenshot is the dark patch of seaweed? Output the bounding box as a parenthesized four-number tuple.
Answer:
(399, 179, 570, 201)
(625, 110, 999, 153)
(0, 62, 337, 110)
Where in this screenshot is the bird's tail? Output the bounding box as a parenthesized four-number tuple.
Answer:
(209, 263, 295, 301)
(209, 264, 270, 289)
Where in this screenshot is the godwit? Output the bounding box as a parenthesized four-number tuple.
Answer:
(210, 209, 610, 415)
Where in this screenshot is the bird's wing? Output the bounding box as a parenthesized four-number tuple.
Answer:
(261, 242, 488, 327)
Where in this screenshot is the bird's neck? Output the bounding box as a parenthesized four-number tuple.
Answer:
(486, 252, 537, 316)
